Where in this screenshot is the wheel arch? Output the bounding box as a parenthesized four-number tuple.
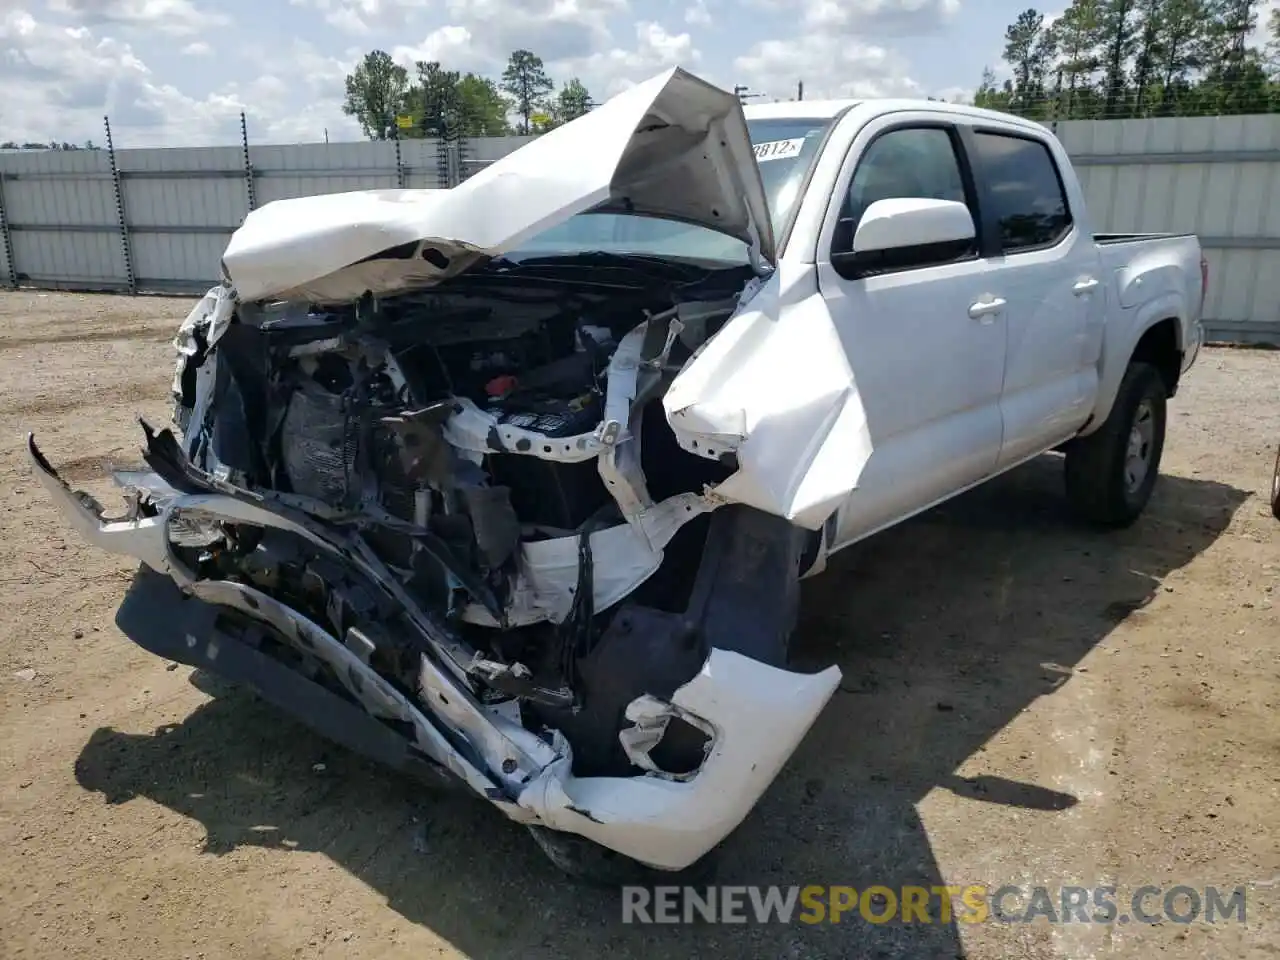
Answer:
(1079, 306, 1185, 439)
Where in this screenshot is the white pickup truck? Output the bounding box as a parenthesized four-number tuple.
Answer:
(28, 68, 1204, 883)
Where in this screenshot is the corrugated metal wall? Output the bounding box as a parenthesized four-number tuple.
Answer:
(0, 138, 450, 294)
(1054, 114, 1280, 343)
(1, 117, 1277, 341)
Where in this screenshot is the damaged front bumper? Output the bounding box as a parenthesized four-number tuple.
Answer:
(27, 434, 840, 872)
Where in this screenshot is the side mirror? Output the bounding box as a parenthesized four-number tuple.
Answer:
(851, 198, 975, 253)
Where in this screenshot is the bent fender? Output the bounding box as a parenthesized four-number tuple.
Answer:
(663, 273, 873, 530)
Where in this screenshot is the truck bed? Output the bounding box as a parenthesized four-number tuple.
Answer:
(1094, 232, 1198, 245)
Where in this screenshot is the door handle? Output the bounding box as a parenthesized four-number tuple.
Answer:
(1073, 277, 1099, 295)
(968, 297, 1006, 321)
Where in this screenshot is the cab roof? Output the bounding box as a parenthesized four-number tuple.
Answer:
(743, 98, 1051, 136)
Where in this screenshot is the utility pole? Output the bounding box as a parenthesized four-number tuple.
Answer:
(797, 80, 804, 101)
(733, 84, 766, 105)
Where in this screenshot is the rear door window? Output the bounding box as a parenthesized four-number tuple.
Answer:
(970, 132, 1072, 252)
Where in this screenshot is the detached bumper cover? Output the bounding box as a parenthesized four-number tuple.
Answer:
(518, 650, 839, 868)
(28, 435, 840, 871)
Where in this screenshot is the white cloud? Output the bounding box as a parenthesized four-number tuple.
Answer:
(552, 21, 700, 98)
(392, 25, 487, 72)
(1250, 0, 1279, 49)
(0, 12, 357, 147)
(289, 0, 433, 34)
(0, 0, 968, 148)
(933, 84, 973, 103)
(802, 0, 960, 37)
(388, 2, 684, 101)
(241, 41, 363, 143)
(744, 0, 959, 37)
(735, 34, 924, 100)
(325, 7, 372, 33)
(684, 0, 711, 26)
(729, 0, 965, 103)
(45, 0, 229, 37)
(437, 0, 626, 63)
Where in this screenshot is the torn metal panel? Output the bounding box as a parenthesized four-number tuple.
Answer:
(663, 271, 874, 530)
(221, 68, 775, 305)
(516, 651, 841, 871)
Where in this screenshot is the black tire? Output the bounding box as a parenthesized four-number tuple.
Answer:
(1064, 361, 1167, 527)
(526, 824, 720, 887)
(1270, 444, 1280, 521)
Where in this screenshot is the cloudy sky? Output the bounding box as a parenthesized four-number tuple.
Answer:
(0, 0, 1173, 148)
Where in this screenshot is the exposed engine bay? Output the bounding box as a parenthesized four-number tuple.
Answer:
(27, 67, 845, 880)
(148, 261, 810, 765)
(28, 258, 839, 877)
(185, 271, 742, 627)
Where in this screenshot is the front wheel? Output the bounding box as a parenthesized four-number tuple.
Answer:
(1064, 361, 1168, 527)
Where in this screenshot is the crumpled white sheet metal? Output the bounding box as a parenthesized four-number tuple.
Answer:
(663, 269, 874, 531)
(221, 67, 775, 305)
(517, 650, 842, 870)
(460, 490, 718, 628)
(171, 284, 236, 401)
(29, 438, 842, 871)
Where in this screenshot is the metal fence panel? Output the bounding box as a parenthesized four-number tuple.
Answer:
(253, 142, 401, 206)
(1, 117, 1279, 341)
(1056, 114, 1280, 340)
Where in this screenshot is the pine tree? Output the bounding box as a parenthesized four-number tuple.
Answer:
(1056, 0, 1105, 116)
(1099, 0, 1139, 117)
(1004, 9, 1057, 112)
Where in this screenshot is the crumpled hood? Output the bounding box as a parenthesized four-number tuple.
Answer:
(222, 67, 776, 304)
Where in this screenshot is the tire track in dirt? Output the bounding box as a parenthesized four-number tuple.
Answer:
(26, 450, 145, 483)
(0, 378, 167, 418)
(0, 326, 174, 350)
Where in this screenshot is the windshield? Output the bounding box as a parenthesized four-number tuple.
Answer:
(509, 116, 834, 264)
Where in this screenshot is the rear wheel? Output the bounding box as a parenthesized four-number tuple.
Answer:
(1064, 361, 1167, 527)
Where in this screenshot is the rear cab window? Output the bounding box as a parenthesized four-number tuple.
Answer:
(969, 132, 1072, 252)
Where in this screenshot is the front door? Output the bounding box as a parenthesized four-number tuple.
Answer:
(815, 114, 1008, 549)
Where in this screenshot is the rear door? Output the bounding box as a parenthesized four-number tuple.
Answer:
(963, 127, 1105, 469)
(813, 112, 1009, 548)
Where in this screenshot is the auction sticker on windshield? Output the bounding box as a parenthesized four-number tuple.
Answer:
(753, 138, 805, 162)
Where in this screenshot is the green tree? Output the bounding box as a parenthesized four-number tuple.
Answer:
(401, 65, 511, 138)
(1153, 0, 1210, 113)
(1131, 0, 1162, 113)
(1098, 0, 1139, 116)
(501, 49, 554, 134)
(1003, 10, 1058, 112)
(456, 74, 512, 136)
(1199, 0, 1268, 113)
(1266, 5, 1280, 72)
(412, 60, 462, 138)
(342, 50, 410, 140)
(1056, 0, 1105, 116)
(973, 66, 1014, 111)
(553, 77, 593, 124)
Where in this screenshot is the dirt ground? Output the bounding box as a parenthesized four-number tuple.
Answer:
(0, 289, 1276, 960)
